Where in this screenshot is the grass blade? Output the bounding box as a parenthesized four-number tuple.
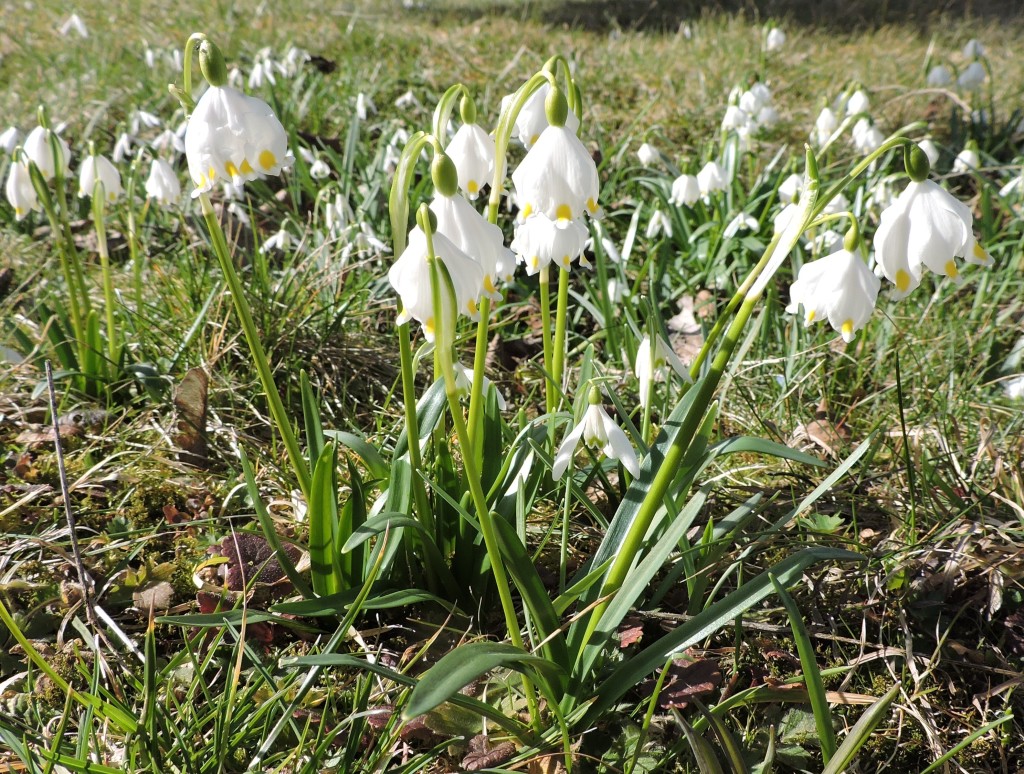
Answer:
(820, 684, 899, 774)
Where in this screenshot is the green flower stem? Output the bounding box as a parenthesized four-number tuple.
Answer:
(91, 186, 118, 365)
(551, 266, 570, 412)
(487, 73, 550, 224)
(422, 211, 539, 728)
(538, 267, 555, 416)
(577, 292, 761, 658)
(466, 295, 491, 450)
(198, 192, 311, 500)
(396, 316, 435, 543)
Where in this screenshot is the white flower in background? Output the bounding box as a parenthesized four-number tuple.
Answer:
(152, 127, 186, 155)
(963, 39, 985, 59)
(589, 221, 622, 263)
(846, 89, 870, 116)
(0, 127, 20, 155)
(131, 109, 162, 135)
(260, 227, 293, 253)
(5, 161, 39, 220)
(635, 333, 690, 408)
(23, 126, 70, 181)
(721, 105, 752, 134)
(221, 180, 245, 200)
(355, 93, 375, 121)
(606, 279, 626, 303)
(696, 160, 728, 196)
(756, 105, 779, 128)
(446, 122, 495, 199)
(431, 191, 512, 300)
(282, 46, 310, 77)
(778, 173, 802, 203)
(78, 153, 123, 202)
(958, 61, 986, 90)
(809, 229, 843, 255)
(999, 173, 1024, 198)
(637, 142, 659, 167)
(873, 179, 980, 297)
(765, 27, 786, 52)
(511, 214, 588, 275)
(59, 13, 88, 38)
(112, 132, 133, 163)
(227, 200, 250, 226)
(388, 226, 484, 340)
(227, 67, 244, 89)
(395, 90, 422, 111)
(952, 146, 980, 174)
(453, 360, 507, 411)
(821, 191, 849, 216)
(646, 209, 672, 239)
(511, 124, 600, 222)
(325, 193, 354, 236)
(918, 138, 941, 168)
(787, 248, 880, 342)
(551, 392, 640, 478)
(184, 84, 293, 196)
(773, 202, 801, 235)
(813, 106, 838, 146)
(669, 174, 700, 207)
(927, 65, 953, 87)
(723, 212, 758, 238)
(144, 158, 181, 206)
(852, 118, 884, 153)
(503, 83, 581, 149)
(309, 158, 331, 179)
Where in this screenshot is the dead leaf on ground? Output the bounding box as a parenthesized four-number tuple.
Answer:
(133, 581, 175, 612)
(640, 653, 722, 709)
(462, 735, 516, 771)
(173, 367, 209, 465)
(790, 398, 851, 456)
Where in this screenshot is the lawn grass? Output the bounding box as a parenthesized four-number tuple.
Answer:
(1, 1, 1024, 771)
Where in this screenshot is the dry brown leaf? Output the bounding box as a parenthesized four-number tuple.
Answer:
(173, 367, 209, 465)
(463, 735, 516, 771)
(133, 581, 175, 612)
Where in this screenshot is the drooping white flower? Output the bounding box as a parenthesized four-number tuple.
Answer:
(606, 279, 626, 303)
(59, 13, 88, 38)
(927, 65, 953, 87)
(646, 209, 672, 239)
(394, 90, 422, 111)
(778, 173, 802, 203)
(787, 248, 880, 342)
(635, 333, 690, 408)
(852, 118, 884, 153)
(669, 174, 700, 207)
(696, 160, 727, 197)
(260, 227, 293, 253)
(388, 226, 484, 340)
(23, 126, 70, 181)
(5, 161, 39, 220)
(355, 93, 375, 121)
(184, 84, 293, 196)
(636, 142, 659, 167)
(308, 158, 331, 179)
(918, 138, 941, 168)
(952, 146, 980, 174)
(721, 105, 752, 134)
(765, 27, 786, 52)
(723, 213, 758, 238)
(112, 132, 133, 163)
(78, 154, 123, 202)
(0, 127, 21, 155)
(551, 395, 640, 478)
(131, 109, 162, 135)
(589, 221, 622, 263)
(445, 122, 495, 199)
(152, 127, 185, 155)
(962, 39, 985, 59)
(756, 105, 779, 129)
(431, 191, 512, 299)
(503, 83, 580, 149)
(958, 61, 986, 90)
(813, 106, 838, 146)
(821, 192, 850, 216)
(453, 360, 507, 411)
(144, 158, 181, 206)
(999, 173, 1024, 198)
(845, 89, 870, 116)
(511, 124, 600, 223)
(873, 179, 981, 297)
(511, 214, 588, 275)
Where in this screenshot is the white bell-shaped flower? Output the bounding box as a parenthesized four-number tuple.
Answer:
(962, 39, 985, 59)
(646, 209, 672, 239)
(635, 333, 690, 409)
(144, 158, 181, 207)
(846, 89, 870, 116)
(696, 160, 728, 196)
(5, 162, 39, 220)
(511, 214, 588, 276)
(23, 126, 71, 181)
(778, 173, 802, 203)
(918, 139, 941, 168)
(184, 84, 293, 196)
(453, 360, 507, 411)
(445, 122, 495, 199)
(430, 191, 512, 300)
(787, 248, 881, 342)
(873, 179, 978, 298)
(78, 154, 123, 202)
(503, 83, 580, 149)
(765, 27, 786, 52)
(0, 127, 21, 155)
(636, 142, 659, 167)
(958, 61, 986, 90)
(511, 124, 600, 223)
(952, 147, 980, 174)
(927, 65, 953, 87)
(669, 174, 700, 207)
(388, 226, 484, 341)
(813, 106, 838, 146)
(552, 393, 640, 479)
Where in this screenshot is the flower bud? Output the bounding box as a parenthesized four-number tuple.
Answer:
(199, 39, 228, 88)
(544, 85, 569, 128)
(431, 153, 459, 198)
(459, 94, 476, 125)
(842, 221, 859, 253)
(904, 142, 930, 183)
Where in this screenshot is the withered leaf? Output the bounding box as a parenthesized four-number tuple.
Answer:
(215, 533, 301, 601)
(463, 735, 516, 771)
(645, 657, 722, 709)
(133, 581, 174, 612)
(173, 367, 209, 465)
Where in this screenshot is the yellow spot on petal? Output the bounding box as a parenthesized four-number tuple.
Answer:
(225, 161, 239, 178)
(945, 260, 959, 278)
(484, 276, 497, 294)
(468, 180, 479, 194)
(15, 207, 24, 216)
(468, 298, 478, 315)
(424, 317, 434, 335)
(258, 150, 277, 171)
(529, 133, 539, 146)
(555, 203, 572, 221)
(973, 242, 989, 262)
(841, 319, 854, 337)
(529, 256, 539, 269)
(806, 310, 816, 322)
(895, 269, 911, 293)
(240, 159, 254, 175)
(521, 203, 533, 219)
(586, 197, 598, 214)
(208, 166, 217, 181)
